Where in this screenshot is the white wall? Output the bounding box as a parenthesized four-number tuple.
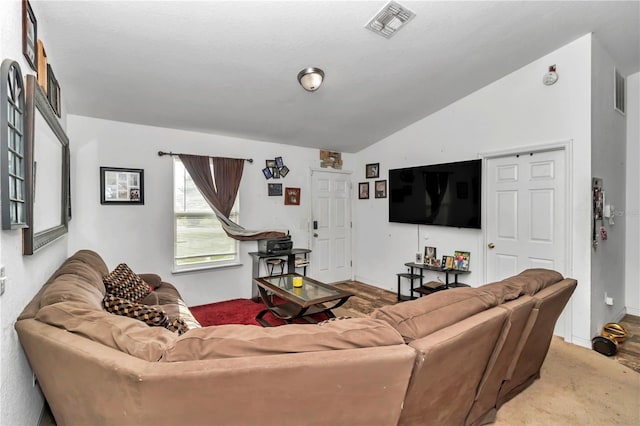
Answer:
(67, 115, 352, 306)
(352, 35, 593, 347)
(590, 38, 628, 332)
(0, 1, 70, 424)
(626, 72, 640, 315)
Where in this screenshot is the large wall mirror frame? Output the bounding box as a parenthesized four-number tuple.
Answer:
(23, 74, 69, 255)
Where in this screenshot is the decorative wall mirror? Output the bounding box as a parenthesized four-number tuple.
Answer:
(23, 74, 69, 255)
(1, 59, 27, 229)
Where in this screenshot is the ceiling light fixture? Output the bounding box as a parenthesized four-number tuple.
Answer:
(297, 67, 324, 92)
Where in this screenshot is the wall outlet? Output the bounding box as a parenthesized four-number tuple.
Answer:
(604, 292, 614, 306)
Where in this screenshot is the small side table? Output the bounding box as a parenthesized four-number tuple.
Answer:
(397, 272, 422, 301)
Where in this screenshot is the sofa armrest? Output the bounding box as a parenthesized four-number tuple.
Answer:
(139, 273, 162, 289)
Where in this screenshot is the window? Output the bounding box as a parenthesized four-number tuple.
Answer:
(173, 159, 239, 271)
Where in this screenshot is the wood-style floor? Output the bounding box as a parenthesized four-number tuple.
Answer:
(336, 280, 640, 374)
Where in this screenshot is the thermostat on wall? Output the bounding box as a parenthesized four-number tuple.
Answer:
(543, 65, 558, 86)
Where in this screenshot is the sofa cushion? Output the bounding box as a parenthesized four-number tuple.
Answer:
(371, 287, 498, 342)
(35, 301, 177, 361)
(40, 274, 105, 311)
(104, 294, 169, 327)
(479, 280, 525, 304)
(160, 318, 405, 361)
(103, 263, 151, 303)
(67, 249, 109, 276)
(48, 259, 106, 294)
(515, 268, 564, 294)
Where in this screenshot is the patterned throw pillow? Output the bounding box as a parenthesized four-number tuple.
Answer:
(103, 263, 151, 303)
(317, 316, 352, 326)
(166, 318, 189, 335)
(103, 294, 188, 335)
(103, 294, 168, 327)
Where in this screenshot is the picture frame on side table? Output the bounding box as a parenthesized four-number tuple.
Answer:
(100, 167, 144, 205)
(442, 255, 454, 270)
(284, 187, 300, 205)
(22, 0, 37, 71)
(359, 182, 369, 199)
(424, 246, 437, 266)
(454, 251, 470, 271)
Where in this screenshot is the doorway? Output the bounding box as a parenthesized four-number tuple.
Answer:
(484, 144, 571, 337)
(309, 169, 353, 283)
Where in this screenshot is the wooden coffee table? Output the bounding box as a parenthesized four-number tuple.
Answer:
(253, 273, 353, 327)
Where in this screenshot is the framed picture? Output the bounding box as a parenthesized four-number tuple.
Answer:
(275, 156, 284, 168)
(442, 255, 454, 270)
(285, 187, 301, 205)
(266, 159, 277, 168)
(374, 180, 387, 198)
(47, 64, 61, 117)
(37, 40, 47, 92)
(100, 167, 144, 205)
(262, 167, 273, 179)
(366, 163, 380, 178)
(22, 0, 37, 71)
(454, 251, 470, 271)
(424, 246, 437, 266)
(359, 182, 369, 199)
(268, 183, 282, 196)
(279, 165, 290, 177)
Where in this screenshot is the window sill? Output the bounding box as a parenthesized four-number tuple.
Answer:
(171, 262, 243, 275)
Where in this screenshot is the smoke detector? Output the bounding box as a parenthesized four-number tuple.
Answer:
(365, 1, 416, 39)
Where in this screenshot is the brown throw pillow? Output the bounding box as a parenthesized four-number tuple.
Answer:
(103, 263, 151, 303)
(103, 294, 168, 327)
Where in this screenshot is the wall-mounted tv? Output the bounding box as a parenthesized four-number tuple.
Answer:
(389, 159, 481, 229)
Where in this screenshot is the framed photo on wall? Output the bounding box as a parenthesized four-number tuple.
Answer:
(366, 163, 379, 178)
(100, 167, 144, 205)
(284, 187, 300, 205)
(374, 180, 387, 198)
(22, 0, 37, 71)
(359, 182, 369, 199)
(268, 183, 282, 196)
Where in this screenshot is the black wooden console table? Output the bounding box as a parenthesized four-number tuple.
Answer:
(401, 262, 471, 299)
(248, 249, 311, 300)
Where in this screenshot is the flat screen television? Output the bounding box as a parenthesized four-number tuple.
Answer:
(389, 159, 481, 229)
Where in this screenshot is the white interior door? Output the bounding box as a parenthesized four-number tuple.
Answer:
(485, 149, 566, 281)
(310, 169, 352, 283)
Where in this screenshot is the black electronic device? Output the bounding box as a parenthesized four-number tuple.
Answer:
(388, 159, 481, 229)
(258, 236, 293, 254)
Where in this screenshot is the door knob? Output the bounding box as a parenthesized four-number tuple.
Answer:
(488, 243, 495, 249)
(313, 233, 319, 237)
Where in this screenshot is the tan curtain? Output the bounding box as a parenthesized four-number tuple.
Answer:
(178, 154, 287, 241)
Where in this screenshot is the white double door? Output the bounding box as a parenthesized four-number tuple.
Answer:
(309, 170, 352, 283)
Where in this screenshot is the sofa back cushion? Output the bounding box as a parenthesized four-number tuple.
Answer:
(40, 275, 105, 311)
(371, 287, 498, 342)
(161, 318, 405, 361)
(35, 301, 177, 361)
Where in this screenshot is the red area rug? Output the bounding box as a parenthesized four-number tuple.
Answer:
(189, 298, 331, 327)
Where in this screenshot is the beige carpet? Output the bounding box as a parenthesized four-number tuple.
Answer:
(494, 336, 639, 425)
(334, 281, 640, 425)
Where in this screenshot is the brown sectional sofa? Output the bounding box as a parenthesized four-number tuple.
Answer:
(15, 250, 576, 425)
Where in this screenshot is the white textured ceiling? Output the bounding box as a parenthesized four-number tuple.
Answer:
(32, 1, 640, 153)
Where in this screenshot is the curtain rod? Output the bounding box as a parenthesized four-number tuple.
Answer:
(157, 151, 253, 163)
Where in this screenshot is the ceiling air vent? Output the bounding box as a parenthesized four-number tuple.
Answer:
(365, 1, 416, 39)
(614, 68, 625, 115)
